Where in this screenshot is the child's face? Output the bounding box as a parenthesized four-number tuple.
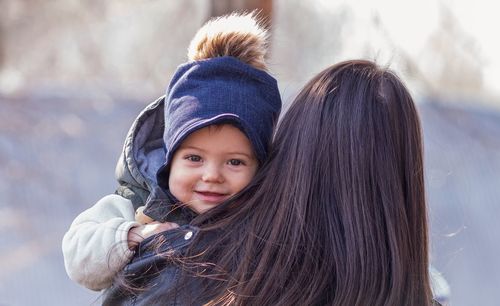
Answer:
(168, 124, 258, 214)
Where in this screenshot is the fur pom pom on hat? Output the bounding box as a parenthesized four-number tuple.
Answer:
(188, 11, 269, 70)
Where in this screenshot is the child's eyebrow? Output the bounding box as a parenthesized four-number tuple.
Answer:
(178, 145, 205, 152)
(179, 146, 255, 159)
(225, 152, 255, 159)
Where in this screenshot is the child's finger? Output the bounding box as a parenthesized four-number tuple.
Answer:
(157, 222, 180, 231)
(142, 221, 179, 237)
(135, 206, 154, 224)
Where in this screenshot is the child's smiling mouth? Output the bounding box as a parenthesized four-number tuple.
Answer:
(194, 191, 229, 203)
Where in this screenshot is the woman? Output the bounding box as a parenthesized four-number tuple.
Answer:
(104, 60, 435, 305)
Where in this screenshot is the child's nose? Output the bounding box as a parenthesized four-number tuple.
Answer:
(201, 164, 224, 183)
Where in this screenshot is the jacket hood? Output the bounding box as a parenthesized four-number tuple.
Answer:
(115, 96, 166, 193)
(115, 96, 193, 223)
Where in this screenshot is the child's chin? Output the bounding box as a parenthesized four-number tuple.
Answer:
(190, 201, 221, 214)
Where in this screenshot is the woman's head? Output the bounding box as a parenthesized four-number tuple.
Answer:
(268, 59, 430, 304)
(189, 59, 432, 305)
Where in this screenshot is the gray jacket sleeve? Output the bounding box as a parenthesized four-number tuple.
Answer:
(61, 194, 141, 291)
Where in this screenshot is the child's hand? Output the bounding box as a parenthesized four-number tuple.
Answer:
(127, 221, 179, 250)
(135, 206, 154, 224)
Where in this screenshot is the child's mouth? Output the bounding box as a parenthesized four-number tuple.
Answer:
(194, 191, 228, 203)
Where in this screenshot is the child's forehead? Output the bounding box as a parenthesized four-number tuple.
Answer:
(187, 123, 247, 139)
(177, 124, 255, 155)
(204, 123, 230, 133)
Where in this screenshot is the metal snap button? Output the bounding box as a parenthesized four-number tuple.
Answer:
(184, 231, 193, 240)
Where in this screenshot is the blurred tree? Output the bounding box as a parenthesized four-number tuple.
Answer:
(426, 5, 483, 96)
(0, 0, 5, 70)
(0, 23, 3, 71)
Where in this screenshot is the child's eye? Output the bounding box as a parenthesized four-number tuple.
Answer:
(228, 159, 245, 166)
(185, 155, 202, 162)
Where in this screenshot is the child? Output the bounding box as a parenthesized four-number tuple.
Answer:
(62, 12, 281, 291)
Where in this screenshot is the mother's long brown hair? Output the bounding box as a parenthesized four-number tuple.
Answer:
(173, 60, 431, 305)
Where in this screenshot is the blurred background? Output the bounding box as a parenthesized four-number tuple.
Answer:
(0, 0, 499, 305)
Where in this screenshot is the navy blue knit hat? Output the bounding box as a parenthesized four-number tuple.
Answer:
(156, 56, 282, 187)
